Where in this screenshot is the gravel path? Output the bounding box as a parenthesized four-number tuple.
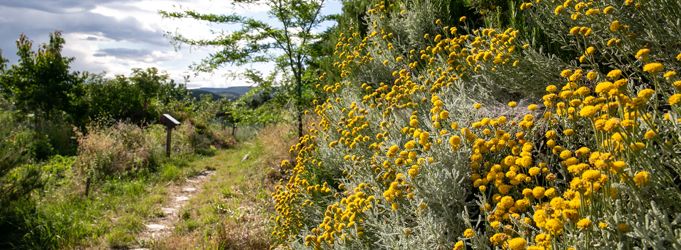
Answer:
(131, 169, 215, 249)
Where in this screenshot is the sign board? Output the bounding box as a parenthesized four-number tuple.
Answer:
(160, 114, 180, 157)
(160, 114, 180, 128)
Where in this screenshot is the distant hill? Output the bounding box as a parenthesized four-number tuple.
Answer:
(190, 86, 252, 100)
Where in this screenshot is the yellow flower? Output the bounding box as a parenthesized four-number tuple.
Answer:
(528, 104, 538, 111)
(473, 103, 482, 109)
(643, 63, 664, 74)
(560, 69, 572, 78)
(603, 6, 615, 14)
(449, 135, 462, 149)
(463, 228, 475, 238)
(453, 240, 464, 250)
(585, 46, 596, 56)
(669, 94, 681, 105)
(595, 81, 613, 94)
(490, 232, 508, 246)
(634, 171, 650, 187)
(532, 186, 545, 199)
(508, 101, 518, 108)
(520, 2, 533, 10)
(459, 16, 467, 22)
(644, 130, 656, 140)
(586, 71, 598, 81)
(529, 167, 540, 176)
(664, 71, 677, 79)
(559, 150, 573, 160)
(546, 85, 558, 93)
(554, 5, 565, 15)
(545, 219, 563, 234)
(507, 237, 527, 250)
(609, 20, 621, 32)
(607, 69, 622, 80)
(577, 218, 592, 230)
(579, 106, 598, 117)
(635, 48, 650, 61)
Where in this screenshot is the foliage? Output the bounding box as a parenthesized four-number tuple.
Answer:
(161, 0, 328, 137)
(0, 32, 83, 121)
(272, 0, 681, 249)
(85, 68, 190, 125)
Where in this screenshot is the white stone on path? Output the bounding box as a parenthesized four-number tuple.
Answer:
(146, 224, 167, 231)
(182, 187, 197, 193)
(175, 195, 190, 202)
(162, 207, 176, 215)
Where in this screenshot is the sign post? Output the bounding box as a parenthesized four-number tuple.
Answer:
(160, 114, 180, 157)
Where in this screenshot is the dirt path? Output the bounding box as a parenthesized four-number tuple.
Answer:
(131, 169, 215, 249)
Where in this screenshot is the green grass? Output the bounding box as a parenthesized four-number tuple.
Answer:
(0, 154, 209, 249)
(0, 131, 283, 249)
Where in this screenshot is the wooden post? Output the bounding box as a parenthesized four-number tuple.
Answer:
(166, 126, 172, 157)
(160, 114, 180, 158)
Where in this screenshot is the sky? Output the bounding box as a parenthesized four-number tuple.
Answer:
(0, 0, 341, 88)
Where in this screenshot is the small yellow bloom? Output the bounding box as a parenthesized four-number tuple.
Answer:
(554, 5, 565, 15)
(576, 218, 592, 230)
(669, 94, 681, 105)
(607, 69, 622, 80)
(473, 103, 482, 109)
(507, 237, 527, 250)
(508, 101, 518, 108)
(664, 71, 677, 79)
(532, 186, 545, 199)
(546, 85, 558, 93)
(453, 240, 464, 250)
(609, 20, 621, 32)
(644, 130, 656, 140)
(585, 46, 596, 56)
(463, 228, 475, 238)
(643, 62, 664, 74)
(635, 48, 650, 60)
(634, 171, 650, 187)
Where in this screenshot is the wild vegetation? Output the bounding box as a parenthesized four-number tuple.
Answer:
(273, 0, 681, 249)
(0, 31, 289, 248)
(2, 0, 681, 249)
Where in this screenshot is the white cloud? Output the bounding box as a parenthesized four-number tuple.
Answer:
(0, 0, 342, 88)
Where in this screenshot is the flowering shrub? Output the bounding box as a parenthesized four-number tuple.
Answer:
(273, 0, 681, 249)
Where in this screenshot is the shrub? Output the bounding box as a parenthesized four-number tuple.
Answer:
(74, 122, 171, 191)
(0, 112, 35, 204)
(273, 0, 681, 249)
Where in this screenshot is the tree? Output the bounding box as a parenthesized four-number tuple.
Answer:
(130, 67, 164, 113)
(0, 32, 81, 121)
(84, 67, 180, 125)
(161, 0, 327, 138)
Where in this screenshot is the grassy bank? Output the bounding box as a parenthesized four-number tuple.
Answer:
(0, 154, 209, 249)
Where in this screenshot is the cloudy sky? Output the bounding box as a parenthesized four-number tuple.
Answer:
(0, 0, 341, 88)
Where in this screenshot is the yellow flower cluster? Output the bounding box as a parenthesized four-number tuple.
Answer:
(273, 0, 681, 248)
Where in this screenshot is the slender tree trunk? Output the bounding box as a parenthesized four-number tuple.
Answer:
(294, 58, 305, 139)
(296, 73, 303, 139)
